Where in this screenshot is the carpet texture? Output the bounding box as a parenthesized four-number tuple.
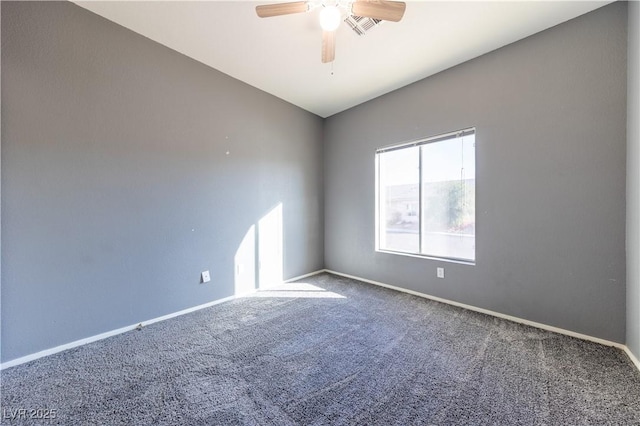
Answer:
(1, 273, 639, 425)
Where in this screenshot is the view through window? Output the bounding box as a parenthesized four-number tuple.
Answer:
(377, 129, 475, 262)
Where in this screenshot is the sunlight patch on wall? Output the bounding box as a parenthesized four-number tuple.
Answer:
(234, 225, 256, 296)
(234, 203, 284, 296)
(258, 204, 283, 289)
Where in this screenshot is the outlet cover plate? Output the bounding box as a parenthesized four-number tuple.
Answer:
(201, 270, 211, 283)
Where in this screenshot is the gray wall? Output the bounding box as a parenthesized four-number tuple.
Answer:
(1, 0, 633, 363)
(628, 0, 640, 360)
(1, 1, 324, 363)
(324, 2, 628, 342)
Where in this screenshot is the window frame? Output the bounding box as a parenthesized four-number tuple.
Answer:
(375, 128, 476, 265)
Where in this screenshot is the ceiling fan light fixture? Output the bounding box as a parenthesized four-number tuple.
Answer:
(255, 0, 407, 63)
(319, 5, 341, 31)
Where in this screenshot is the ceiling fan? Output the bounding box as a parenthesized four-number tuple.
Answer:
(256, 0, 406, 63)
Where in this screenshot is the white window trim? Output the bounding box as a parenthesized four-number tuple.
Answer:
(374, 128, 476, 265)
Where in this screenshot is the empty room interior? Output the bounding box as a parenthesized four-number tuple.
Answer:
(1, 0, 640, 424)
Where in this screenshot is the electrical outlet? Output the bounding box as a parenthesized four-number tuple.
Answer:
(436, 267, 445, 279)
(201, 270, 211, 283)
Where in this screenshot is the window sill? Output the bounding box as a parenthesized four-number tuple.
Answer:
(375, 249, 476, 266)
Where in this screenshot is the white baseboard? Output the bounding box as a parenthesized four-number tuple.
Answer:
(624, 346, 640, 372)
(4, 268, 639, 374)
(323, 269, 640, 373)
(0, 294, 238, 370)
(284, 269, 326, 283)
(0, 269, 324, 370)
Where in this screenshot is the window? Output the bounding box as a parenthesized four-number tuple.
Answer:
(376, 129, 476, 263)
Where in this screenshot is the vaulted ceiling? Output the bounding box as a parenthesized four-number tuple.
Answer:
(74, 1, 612, 118)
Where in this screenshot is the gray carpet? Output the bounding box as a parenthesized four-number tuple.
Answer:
(1, 272, 639, 425)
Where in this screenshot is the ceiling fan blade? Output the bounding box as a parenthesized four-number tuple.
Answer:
(351, 0, 406, 22)
(256, 1, 309, 18)
(322, 30, 336, 63)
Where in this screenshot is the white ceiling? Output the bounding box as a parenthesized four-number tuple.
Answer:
(74, 1, 612, 118)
